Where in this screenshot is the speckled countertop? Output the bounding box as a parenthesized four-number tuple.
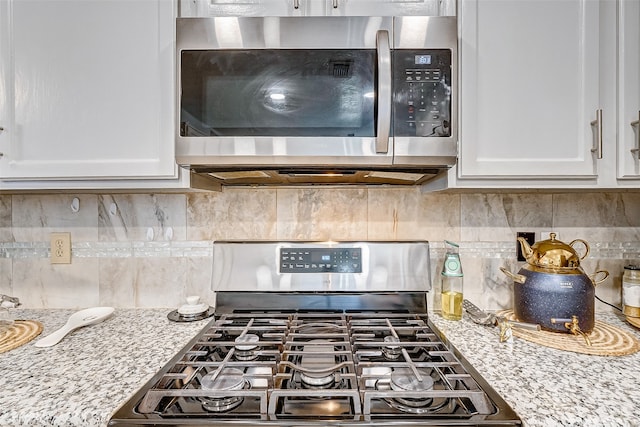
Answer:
(1, 309, 639, 427)
(429, 312, 640, 427)
(0, 309, 206, 427)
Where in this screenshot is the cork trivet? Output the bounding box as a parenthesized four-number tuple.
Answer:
(498, 310, 640, 356)
(0, 320, 43, 354)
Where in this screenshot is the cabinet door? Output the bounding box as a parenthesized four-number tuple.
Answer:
(180, 0, 455, 17)
(324, 0, 453, 16)
(180, 0, 311, 16)
(0, 0, 175, 180)
(617, 0, 640, 179)
(458, 0, 601, 179)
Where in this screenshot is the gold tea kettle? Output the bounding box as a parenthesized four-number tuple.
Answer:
(518, 232, 589, 271)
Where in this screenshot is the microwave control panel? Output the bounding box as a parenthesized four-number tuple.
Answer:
(280, 247, 362, 273)
(393, 49, 452, 138)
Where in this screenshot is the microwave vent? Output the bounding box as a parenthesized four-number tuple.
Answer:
(330, 61, 352, 78)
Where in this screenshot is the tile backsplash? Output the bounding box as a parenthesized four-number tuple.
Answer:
(1, 189, 639, 312)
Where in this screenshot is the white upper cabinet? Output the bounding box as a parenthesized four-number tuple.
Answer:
(324, 0, 454, 16)
(616, 0, 640, 182)
(456, 0, 601, 180)
(180, 0, 454, 17)
(0, 0, 177, 181)
(432, 0, 640, 190)
(180, 0, 309, 16)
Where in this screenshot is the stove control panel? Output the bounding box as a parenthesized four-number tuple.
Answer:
(280, 247, 362, 273)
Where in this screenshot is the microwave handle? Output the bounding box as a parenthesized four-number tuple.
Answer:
(376, 30, 391, 154)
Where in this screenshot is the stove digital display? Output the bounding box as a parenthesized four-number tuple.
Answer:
(280, 247, 362, 273)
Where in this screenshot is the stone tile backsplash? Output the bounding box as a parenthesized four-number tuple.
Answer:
(1, 189, 639, 312)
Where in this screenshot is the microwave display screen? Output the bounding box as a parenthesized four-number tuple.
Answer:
(415, 55, 432, 65)
(180, 49, 376, 138)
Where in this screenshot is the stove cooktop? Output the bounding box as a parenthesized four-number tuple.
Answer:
(109, 309, 521, 426)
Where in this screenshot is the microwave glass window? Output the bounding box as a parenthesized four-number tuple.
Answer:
(180, 50, 376, 137)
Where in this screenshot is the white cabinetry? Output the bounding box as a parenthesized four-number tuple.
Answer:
(0, 0, 187, 189)
(180, 0, 309, 17)
(324, 0, 454, 16)
(180, 0, 454, 17)
(616, 0, 640, 182)
(432, 0, 640, 190)
(456, 0, 600, 182)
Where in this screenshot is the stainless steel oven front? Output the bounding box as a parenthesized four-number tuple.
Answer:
(175, 17, 458, 186)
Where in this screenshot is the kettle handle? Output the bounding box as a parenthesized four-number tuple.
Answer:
(569, 239, 590, 260)
(589, 270, 609, 286)
(499, 267, 526, 284)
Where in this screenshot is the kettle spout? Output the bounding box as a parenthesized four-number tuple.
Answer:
(517, 236, 534, 262)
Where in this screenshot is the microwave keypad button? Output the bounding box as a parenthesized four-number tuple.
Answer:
(408, 106, 415, 120)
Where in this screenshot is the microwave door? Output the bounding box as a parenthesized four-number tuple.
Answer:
(176, 17, 395, 168)
(178, 49, 390, 166)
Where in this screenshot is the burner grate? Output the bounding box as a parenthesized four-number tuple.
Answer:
(129, 312, 504, 423)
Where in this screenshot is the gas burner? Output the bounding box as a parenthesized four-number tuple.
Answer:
(382, 335, 401, 360)
(199, 367, 248, 413)
(234, 334, 260, 361)
(390, 367, 435, 393)
(300, 372, 336, 389)
(384, 393, 457, 415)
(382, 367, 454, 414)
(300, 372, 336, 388)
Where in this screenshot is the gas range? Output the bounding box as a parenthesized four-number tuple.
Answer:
(109, 241, 521, 426)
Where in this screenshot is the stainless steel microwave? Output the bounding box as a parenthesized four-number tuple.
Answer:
(176, 16, 457, 186)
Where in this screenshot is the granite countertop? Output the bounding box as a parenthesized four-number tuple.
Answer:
(429, 311, 640, 427)
(0, 309, 206, 427)
(1, 309, 639, 427)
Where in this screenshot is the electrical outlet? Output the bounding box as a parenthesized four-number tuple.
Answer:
(516, 231, 535, 262)
(50, 232, 71, 264)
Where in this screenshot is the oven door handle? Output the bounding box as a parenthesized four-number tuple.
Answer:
(376, 29, 391, 154)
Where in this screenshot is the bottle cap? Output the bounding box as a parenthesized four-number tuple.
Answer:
(442, 253, 463, 277)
